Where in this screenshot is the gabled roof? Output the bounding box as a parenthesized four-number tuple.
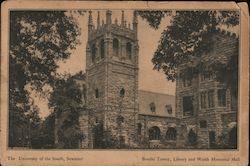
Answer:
(138, 90, 175, 117)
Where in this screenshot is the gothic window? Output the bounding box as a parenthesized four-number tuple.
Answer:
(113, 38, 119, 56)
(149, 126, 161, 140)
(149, 102, 156, 113)
(218, 89, 226, 107)
(208, 90, 214, 108)
(126, 42, 132, 59)
(91, 44, 97, 63)
(183, 96, 194, 116)
(137, 123, 142, 135)
(201, 72, 214, 82)
(200, 91, 207, 109)
(95, 88, 99, 98)
(120, 88, 125, 98)
(188, 129, 197, 146)
(165, 104, 172, 114)
(165, 127, 177, 140)
(199, 120, 207, 128)
(100, 39, 105, 59)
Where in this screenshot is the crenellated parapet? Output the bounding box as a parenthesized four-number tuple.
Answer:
(88, 10, 138, 41)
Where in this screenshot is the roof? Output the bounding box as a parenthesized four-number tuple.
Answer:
(138, 90, 175, 117)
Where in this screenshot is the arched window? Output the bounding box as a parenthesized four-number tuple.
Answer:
(113, 38, 119, 56)
(149, 102, 156, 113)
(100, 39, 105, 59)
(188, 129, 197, 146)
(166, 127, 177, 140)
(199, 120, 207, 128)
(91, 44, 97, 63)
(149, 126, 161, 140)
(95, 88, 99, 98)
(120, 88, 125, 98)
(126, 42, 132, 59)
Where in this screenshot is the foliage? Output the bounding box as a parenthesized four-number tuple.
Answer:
(9, 11, 82, 147)
(137, 10, 239, 80)
(49, 71, 85, 149)
(38, 113, 56, 148)
(137, 10, 171, 29)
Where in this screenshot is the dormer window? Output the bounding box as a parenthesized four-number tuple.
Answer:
(149, 102, 156, 113)
(165, 104, 172, 114)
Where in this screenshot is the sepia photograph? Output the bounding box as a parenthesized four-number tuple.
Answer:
(1, 1, 249, 166)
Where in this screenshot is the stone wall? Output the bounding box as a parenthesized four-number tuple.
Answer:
(175, 30, 238, 149)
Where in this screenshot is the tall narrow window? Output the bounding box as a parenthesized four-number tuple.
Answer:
(200, 92, 207, 109)
(137, 123, 142, 135)
(126, 42, 132, 59)
(91, 44, 96, 63)
(100, 39, 105, 59)
(218, 89, 226, 107)
(183, 96, 194, 116)
(113, 38, 119, 56)
(208, 90, 214, 108)
(120, 88, 125, 98)
(95, 88, 99, 98)
(188, 129, 197, 146)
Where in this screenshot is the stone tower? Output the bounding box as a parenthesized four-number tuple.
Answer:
(85, 10, 139, 148)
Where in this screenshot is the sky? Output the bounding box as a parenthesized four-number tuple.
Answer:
(35, 10, 176, 118)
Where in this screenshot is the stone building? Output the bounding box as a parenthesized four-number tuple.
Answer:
(137, 90, 177, 148)
(175, 28, 238, 149)
(78, 10, 177, 149)
(55, 11, 238, 149)
(82, 10, 139, 148)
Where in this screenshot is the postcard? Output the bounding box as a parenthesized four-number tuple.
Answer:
(1, 1, 249, 166)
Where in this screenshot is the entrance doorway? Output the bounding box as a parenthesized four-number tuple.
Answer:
(92, 123, 104, 148)
(209, 131, 216, 148)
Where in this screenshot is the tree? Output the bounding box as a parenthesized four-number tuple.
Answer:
(48, 71, 85, 149)
(137, 10, 239, 97)
(9, 11, 83, 147)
